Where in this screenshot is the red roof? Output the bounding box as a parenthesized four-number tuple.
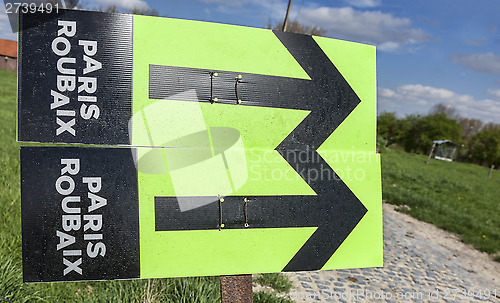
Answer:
(0, 39, 18, 58)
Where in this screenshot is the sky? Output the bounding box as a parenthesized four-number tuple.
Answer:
(1, 0, 500, 122)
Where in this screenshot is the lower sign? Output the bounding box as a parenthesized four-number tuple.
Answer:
(21, 144, 382, 282)
(21, 147, 140, 282)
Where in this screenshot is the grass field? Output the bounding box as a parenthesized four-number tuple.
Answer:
(381, 146, 500, 260)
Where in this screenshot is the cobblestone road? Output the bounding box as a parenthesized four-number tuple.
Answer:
(283, 203, 500, 302)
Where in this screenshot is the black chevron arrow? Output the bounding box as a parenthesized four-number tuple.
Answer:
(150, 31, 360, 149)
(152, 31, 368, 271)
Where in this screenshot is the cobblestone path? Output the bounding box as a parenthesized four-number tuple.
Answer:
(283, 203, 500, 302)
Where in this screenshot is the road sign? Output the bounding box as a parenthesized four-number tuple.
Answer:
(21, 147, 140, 282)
(18, 9, 382, 282)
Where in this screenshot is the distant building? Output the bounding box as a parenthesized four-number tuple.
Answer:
(0, 39, 17, 71)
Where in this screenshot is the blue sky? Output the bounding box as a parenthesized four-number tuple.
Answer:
(2, 0, 500, 122)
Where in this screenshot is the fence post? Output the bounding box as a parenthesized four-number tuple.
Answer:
(488, 164, 495, 179)
(426, 142, 436, 164)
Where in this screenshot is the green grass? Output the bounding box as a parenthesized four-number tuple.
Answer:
(253, 273, 293, 293)
(253, 291, 294, 303)
(381, 147, 500, 256)
(253, 273, 294, 303)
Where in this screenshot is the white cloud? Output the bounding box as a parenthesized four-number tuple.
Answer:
(344, 0, 381, 8)
(466, 38, 489, 46)
(199, 0, 247, 6)
(377, 41, 399, 51)
(451, 53, 500, 75)
(93, 0, 149, 10)
(378, 87, 396, 98)
(199, 0, 280, 10)
(378, 84, 500, 122)
(297, 6, 429, 50)
(488, 89, 500, 100)
(397, 84, 455, 100)
(198, 0, 285, 20)
(197, 1, 428, 51)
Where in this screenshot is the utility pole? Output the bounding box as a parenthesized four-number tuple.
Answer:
(282, 0, 293, 31)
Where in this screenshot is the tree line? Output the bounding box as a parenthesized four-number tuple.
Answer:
(378, 104, 500, 166)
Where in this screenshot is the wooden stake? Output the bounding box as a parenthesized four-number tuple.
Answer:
(220, 274, 253, 303)
(426, 142, 436, 164)
(488, 164, 495, 179)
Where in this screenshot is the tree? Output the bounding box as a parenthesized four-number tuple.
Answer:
(482, 122, 500, 131)
(469, 129, 500, 166)
(459, 117, 483, 140)
(91, 4, 159, 16)
(429, 103, 460, 120)
(98, 4, 118, 13)
(396, 113, 463, 154)
(398, 114, 422, 153)
(268, 20, 327, 36)
(377, 112, 399, 147)
(130, 7, 159, 16)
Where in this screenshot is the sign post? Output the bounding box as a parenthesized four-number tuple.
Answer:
(220, 275, 253, 303)
(18, 9, 382, 283)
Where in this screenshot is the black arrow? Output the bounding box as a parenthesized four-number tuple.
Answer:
(152, 31, 368, 271)
(155, 150, 367, 272)
(150, 31, 360, 150)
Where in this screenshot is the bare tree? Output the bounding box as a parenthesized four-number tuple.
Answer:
(130, 7, 159, 16)
(482, 122, 500, 131)
(268, 20, 327, 36)
(429, 103, 460, 120)
(98, 4, 118, 13)
(86, 3, 159, 16)
(459, 117, 483, 140)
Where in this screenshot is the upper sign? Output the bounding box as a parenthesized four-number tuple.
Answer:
(18, 10, 133, 144)
(18, 9, 382, 282)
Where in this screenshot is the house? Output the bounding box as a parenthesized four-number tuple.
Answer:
(0, 38, 18, 71)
